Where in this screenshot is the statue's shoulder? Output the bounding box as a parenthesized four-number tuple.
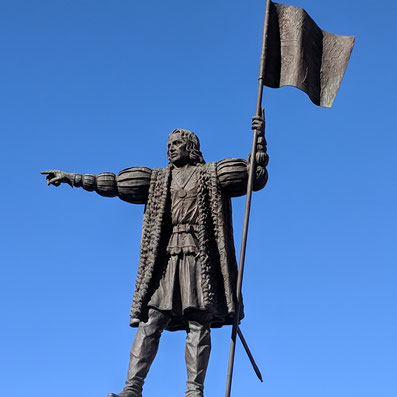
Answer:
(216, 158, 247, 167)
(117, 166, 152, 187)
(118, 166, 152, 178)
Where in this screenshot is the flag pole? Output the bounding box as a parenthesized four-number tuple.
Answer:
(225, 1, 271, 396)
(237, 326, 263, 382)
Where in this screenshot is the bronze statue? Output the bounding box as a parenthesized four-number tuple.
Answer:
(41, 116, 268, 397)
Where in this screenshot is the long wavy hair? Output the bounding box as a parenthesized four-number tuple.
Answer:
(167, 128, 205, 164)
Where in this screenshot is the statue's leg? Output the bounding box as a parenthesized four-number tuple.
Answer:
(107, 308, 170, 397)
(185, 314, 212, 397)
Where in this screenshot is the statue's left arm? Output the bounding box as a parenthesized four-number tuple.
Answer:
(216, 157, 268, 197)
(216, 115, 269, 197)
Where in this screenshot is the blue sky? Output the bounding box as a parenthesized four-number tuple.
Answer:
(1, 0, 396, 396)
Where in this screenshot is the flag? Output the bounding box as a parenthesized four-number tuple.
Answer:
(262, 1, 355, 108)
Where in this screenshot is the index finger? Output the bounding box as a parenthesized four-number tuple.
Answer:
(41, 170, 57, 175)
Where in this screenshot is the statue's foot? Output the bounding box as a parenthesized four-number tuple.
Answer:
(107, 392, 140, 397)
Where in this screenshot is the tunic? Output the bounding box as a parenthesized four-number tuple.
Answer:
(147, 166, 206, 316)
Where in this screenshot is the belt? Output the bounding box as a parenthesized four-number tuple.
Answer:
(172, 224, 199, 234)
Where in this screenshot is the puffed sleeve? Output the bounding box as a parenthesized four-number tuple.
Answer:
(73, 167, 152, 204)
(216, 158, 268, 198)
(116, 167, 152, 204)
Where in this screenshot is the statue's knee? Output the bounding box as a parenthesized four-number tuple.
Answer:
(139, 308, 170, 335)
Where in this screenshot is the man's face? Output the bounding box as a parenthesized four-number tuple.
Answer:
(167, 133, 190, 166)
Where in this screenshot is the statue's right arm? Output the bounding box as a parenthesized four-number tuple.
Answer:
(41, 167, 152, 204)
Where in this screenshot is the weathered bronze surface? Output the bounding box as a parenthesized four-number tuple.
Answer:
(263, 1, 355, 107)
(41, 120, 268, 397)
(41, 2, 354, 395)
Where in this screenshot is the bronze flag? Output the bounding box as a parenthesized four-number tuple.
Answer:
(263, 1, 355, 108)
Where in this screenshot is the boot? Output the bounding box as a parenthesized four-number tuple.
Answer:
(107, 392, 138, 397)
(107, 309, 170, 397)
(185, 320, 211, 397)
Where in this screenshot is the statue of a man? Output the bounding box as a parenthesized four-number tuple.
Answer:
(41, 117, 268, 397)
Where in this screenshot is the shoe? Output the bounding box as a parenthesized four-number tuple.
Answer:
(107, 392, 139, 397)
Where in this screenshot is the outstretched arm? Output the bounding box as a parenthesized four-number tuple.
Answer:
(41, 167, 152, 204)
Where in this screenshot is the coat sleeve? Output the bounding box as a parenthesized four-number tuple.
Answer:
(216, 158, 268, 198)
(73, 167, 152, 204)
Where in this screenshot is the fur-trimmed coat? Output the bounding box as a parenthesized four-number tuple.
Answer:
(77, 158, 267, 331)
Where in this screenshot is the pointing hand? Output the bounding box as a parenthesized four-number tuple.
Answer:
(41, 170, 73, 187)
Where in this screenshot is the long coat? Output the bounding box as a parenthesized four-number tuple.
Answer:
(77, 158, 267, 331)
(127, 160, 267, 331)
